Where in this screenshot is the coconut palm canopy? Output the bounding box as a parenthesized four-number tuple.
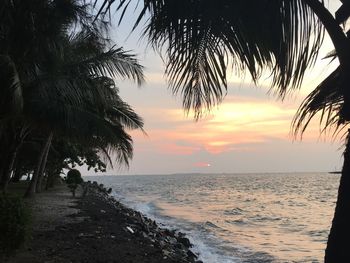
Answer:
(24, 28, 145, 165)
(0, 0, 146, 193)
(97, 0, 325, 119)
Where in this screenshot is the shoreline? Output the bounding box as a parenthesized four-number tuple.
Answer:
(6, 181, 202, 263)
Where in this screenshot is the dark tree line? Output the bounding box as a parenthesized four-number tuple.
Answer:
(0, 0, 144, 196)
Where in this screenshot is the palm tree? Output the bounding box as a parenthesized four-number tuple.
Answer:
(99, 0, 350, 261)
(0, 0, 145, 195)
(22, 27, 144, 197)
(0, 0, 93, 190)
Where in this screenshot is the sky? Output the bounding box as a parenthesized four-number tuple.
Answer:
(91, 1, 345, 175)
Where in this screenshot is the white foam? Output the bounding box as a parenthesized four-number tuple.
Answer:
(188, 234, 238, 263)
(112, 193, 238, 262)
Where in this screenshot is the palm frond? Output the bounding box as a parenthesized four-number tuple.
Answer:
(0, 55, 23, 116)
(86, 47, 145, 85)
(292, 66, 346, 139)
(109, 0, 324, 117)
(25, 63, 143, 167)
(65, 29, 145, 85)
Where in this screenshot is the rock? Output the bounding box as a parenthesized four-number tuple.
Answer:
(175, 242, 185, 250)
(126, 226, 134, 234)
(178, 232, 185, 238)
(165, 236, 177, 245)
(187, 250, 198, 259)
(78, 233, 94, 238)
(159, 240, 167, 248)
(162, 248, 173, 258)
(178, 237, 192, 248)
(165, 229, 176, 237)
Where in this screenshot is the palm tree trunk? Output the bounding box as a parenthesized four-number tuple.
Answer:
(0, 155, 11, 191)
(325, 133, 350, 262)
(0, 145, 19, 192)
(0, 124, 30, 192)
(36, 135, 52, 193)
(45, 170, 57, 190)
(11, 163, 22, 183)
(24, 132, 53, 198)
(303, 0, 348, 62)
(45, 172, 52, 190)
(36, 173, 45, 193)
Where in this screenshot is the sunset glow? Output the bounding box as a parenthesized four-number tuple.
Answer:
(112, 9, 343, 175)
(130, 97, 301, 156)
(121, 82, 342, 174)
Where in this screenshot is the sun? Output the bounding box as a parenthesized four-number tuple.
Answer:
(193, 162, 212, 167)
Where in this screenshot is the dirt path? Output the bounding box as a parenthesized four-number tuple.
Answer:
(30, 185, 86, 232)
(6, 184, 199, 263)
(7, 185, 85, 263)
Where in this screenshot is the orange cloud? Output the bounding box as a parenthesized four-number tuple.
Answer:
(129, 93, 331, 156)
(159, 143, 201, 155)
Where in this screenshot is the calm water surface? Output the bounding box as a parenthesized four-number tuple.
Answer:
(88, 173, 339, 263)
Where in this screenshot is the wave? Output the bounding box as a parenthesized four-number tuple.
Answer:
(204, 221, 220, 229)
(225, 218, 247, 225)
(223, 207, 244, 216)
(114, 199, 242, 262)
(251, 214, 282, 222)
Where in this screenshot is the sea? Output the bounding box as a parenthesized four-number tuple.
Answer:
(87, 172, 339, 263)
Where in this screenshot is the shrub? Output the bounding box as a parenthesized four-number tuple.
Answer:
(66, 169, 83, 197)
(0, 194, 31, 256)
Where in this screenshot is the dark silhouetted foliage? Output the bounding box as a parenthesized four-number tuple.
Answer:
(66, 169, 83, 197)
(0, 194, 31, 256)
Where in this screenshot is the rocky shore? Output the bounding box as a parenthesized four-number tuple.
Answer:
(82, 181, 202, 263)
(7, 181, 202, 263)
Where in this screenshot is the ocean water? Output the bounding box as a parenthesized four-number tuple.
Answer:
(87, 173, 340, 263)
